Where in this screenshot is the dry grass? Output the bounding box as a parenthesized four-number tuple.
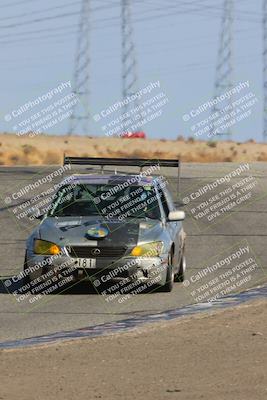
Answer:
(0, 133, 267, 165)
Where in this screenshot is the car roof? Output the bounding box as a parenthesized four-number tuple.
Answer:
(60, 174, 157, 186)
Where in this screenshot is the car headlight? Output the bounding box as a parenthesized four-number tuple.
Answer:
(34, 239, 61, 255)
(130, 241, 164, 257)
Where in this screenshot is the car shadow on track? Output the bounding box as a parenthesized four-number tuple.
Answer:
(0, 277, 98, 295)
(0, 277, 161, 296)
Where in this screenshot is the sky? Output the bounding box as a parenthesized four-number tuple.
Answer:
(0, 0, 264, 142)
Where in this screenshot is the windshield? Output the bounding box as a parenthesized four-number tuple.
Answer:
(48, 183, 161, 220)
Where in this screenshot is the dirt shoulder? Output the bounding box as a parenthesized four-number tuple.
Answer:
(1, 299, 267, 400)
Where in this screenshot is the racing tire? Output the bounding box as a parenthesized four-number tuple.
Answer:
(174, 252, 186, 282)
(23, 251, 31, 286)
(161, 253, 174, 292)
(23, 252, 34, 294)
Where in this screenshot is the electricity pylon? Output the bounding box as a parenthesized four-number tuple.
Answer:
(210, 0, 234, 140)
(68, 0, 91, 135)
(121, 0, 140, 122)
(263, 0, 267, 140)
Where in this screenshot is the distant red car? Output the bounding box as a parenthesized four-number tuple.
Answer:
(121, 131, 146, 139)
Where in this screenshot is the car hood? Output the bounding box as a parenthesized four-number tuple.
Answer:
(38, 216, 163, 248)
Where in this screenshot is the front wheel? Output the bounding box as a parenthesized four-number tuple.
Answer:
(161, 253, 174, 292)
(23, 251, 31, 286)
(174, 252, 186, 282)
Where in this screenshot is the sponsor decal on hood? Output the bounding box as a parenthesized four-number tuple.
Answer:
(85, 224, 109, 239)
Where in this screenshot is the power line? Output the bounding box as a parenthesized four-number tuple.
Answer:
(0, 0, 123, 22)
(0, 23, 78, 40)
(0, 2, 261, 47)
(0, 10, 81, 29)
(0, 1, 81, 22)
(0, 29, 79, 45)
(0, 1, 262, 32)
(0, 0, 36, 9)
(0, 0, 261, 48)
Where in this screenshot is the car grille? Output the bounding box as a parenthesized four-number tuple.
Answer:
(67, 246, 126, 259)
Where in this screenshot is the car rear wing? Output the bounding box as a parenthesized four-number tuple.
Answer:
(63, 156, 181, 194)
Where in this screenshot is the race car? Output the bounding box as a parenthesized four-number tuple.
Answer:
(121, 131, 146, 139)
(23, 157, 186, 293)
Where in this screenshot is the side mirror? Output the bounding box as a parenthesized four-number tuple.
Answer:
(168, 210, 185, 221)
(35, 214, 44, 220)
(28, 207, 43, 221)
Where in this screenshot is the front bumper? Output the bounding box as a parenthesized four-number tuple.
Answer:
(25, 252, 169, 289)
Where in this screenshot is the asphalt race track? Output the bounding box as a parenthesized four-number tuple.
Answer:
(0, 162, 266, 342)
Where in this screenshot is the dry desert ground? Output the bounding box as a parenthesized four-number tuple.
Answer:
(0, 133, 266, 165)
